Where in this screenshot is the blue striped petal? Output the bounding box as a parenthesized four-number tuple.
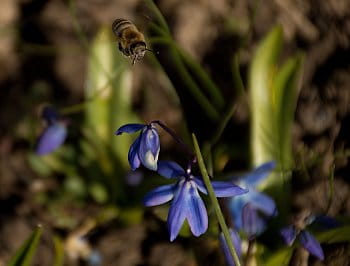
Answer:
(115, 123, 145, 135)
(186, 181, 208, 237)
(249, 190, 277, 217)
(143, 184, 175, 206)
(300, 231, 324, 260)
(242, 204, 266, 237)
(36, 123, 67, 155)
(139, 126, 160, 171)
(280, 225, 297, 246)
(193, 177, 207, 194)
(243, 161, 276, 187)
(157, 161, 186, 179)
(229, 196, 246, 230)
(212, 181, 248, 197)
(168, 179, 189, 241)
(128, 136, 141, 170)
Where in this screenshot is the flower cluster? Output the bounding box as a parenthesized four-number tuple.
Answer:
(115, 122, 248, 241)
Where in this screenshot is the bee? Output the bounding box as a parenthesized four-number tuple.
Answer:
(112, 18, 152, 65)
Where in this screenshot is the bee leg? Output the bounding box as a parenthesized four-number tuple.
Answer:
(132, 55, 136, 65)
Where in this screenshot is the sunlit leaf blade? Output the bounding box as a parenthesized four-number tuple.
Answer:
(85, 26, 138, 168)
(316, 225, 350, 244)
(249, 26, 303, 222)
(8, 226, 42, 266)
(264, 247, 293, 266)
(249, 25, 283, 167)
(273, 55, 304, 170)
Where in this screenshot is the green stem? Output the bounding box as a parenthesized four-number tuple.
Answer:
(144, 0, 171, 34)
(192, 134, 241, 266)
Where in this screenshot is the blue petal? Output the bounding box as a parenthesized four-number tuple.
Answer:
(229, 196, 246, 230)
(186, 181, 208, 237)
(157, 161, 186, 179)
(115, 123, 145, 135)
(138, 126, 160, 171)
(143, 184, 175, 206)
(249, 190, 277, 217)
(243, 161, 276, 187)
(212, 181, 248, 197)
(300, 231, 324, 260)
(219, 229, 242, 266)
(242, 204, 266, 237)
(168, 179, 188, 241)
(193, 177, 207, 194)
(280, 225, 297, 246)
(128, 136, 141, 170)
(36, 123, 67, 155)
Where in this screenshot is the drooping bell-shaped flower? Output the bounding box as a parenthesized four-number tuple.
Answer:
(143, 161, 248, 241)
(229, 161, 277, 236)
(280, 225, 324, 260)
(115, 123, 160, 171)
(36, 106, 67, 155)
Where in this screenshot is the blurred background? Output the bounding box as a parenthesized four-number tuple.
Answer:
(0, 0, 349, 265)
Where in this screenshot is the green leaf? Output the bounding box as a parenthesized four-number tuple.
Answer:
(85, 26, 139, 169)
(53, 235, 64, 266)
(316, 226, 350, 244)
(249, 25, 283, 167)
(273, 54, 304, 170)
(264, 247, 293, 266)
(8, 226, 42, 266)
(178, 49, 224, 108)
(249, 25, 303, 221)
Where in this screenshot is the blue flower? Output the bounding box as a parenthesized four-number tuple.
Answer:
(219, 228, 242, 266)
(36, 107, 67, 155)
(280, 226, 324, 260)
(228, 161, 277, 237)
(143, 161, 248, 241)
(115, 123, 160, 171)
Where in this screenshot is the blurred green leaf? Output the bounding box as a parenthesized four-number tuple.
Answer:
(119, 207, 143, 225)
(53, 235, 64, 266)
(85, 26, 138, 169)
(316, 226, 350, 244)
(28, 154, 53, 176)
(273, 55, 303, 171)
(147, 0, 223, 122)
(178, 49, 224, 109)
(8, 226, 42, 266)
(249, 25, 303, 221)
(264, 247, 293, 266)
(249, 25, 283, 167)
(89, 182, 109, 203)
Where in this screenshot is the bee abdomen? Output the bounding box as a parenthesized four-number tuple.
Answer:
(112, 19, 133, 37)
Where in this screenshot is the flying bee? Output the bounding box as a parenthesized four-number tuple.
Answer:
(112, 18, 153, 65)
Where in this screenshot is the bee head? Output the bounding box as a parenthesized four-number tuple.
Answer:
(131, 42, 147, 64)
